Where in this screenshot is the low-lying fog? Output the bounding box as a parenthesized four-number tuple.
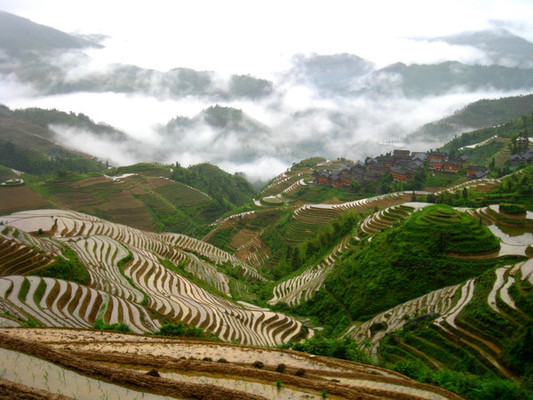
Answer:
(2, 1, 533, 183)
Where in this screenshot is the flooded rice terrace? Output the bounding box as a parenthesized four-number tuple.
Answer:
(0, 348, 175, 400)
(159, 371, 325, 400)
(488, 223, 533, 257)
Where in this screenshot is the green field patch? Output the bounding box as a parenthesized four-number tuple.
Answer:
(34, 249, 90, 285)
(287, 184, 357, 203)
(155, 182, 211, 208)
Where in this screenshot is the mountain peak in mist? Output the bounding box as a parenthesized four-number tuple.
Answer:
(289, 53, 374, 94)
(434, 28, 533, 67)
(200, 105, 269, 133)
(0, 10, 102, 52)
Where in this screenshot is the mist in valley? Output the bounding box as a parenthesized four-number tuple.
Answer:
(2, 1, 533, 184)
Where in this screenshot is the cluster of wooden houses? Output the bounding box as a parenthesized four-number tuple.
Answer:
(510, 148, 533, 166)
(313, 149, 489, 188)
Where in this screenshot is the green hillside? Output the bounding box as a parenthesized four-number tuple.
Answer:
(406, 94, 533, 144)
(170, 162, 256, 212)
(0, 105, 105, 175)
(293, 205, 506, 325)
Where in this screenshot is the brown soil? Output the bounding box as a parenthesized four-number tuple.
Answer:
(0, 186, 51, 214)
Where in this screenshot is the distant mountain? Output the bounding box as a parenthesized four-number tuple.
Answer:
(434, 28, 533, 68)
(363, 61, 533, 97)
(0, 11, 101, 52)
(9, 107, 129, 142)
(288, 53, 374, 94)
(163, 105, 278, 164)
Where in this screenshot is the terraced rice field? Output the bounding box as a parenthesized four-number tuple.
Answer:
(346, 259, 533, 378)
(0, 209, 307, 346)
(160, 233, 265, 281)
(270, 201, 420, 307)
(0, 185, 51, 214)
(260, 173, 305, 198)
(286, 192, 413, 243)
(0, 328, 463, 400)
(269, 237, 351, 306)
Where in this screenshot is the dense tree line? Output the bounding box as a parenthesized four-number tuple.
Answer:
(0, 140, 103, 175)
(170, 162, 256, 212)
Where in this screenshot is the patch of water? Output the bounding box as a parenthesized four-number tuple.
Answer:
(161, 371, 322, 400)
(488, 225, 533, 257)
(0, 348, 174, 400)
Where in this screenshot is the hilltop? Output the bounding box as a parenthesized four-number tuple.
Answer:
(0, 11, 101, 52)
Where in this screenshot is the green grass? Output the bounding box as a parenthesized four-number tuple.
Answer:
(93, 318, 131, 333)
(206, 226, 238, 252)
(34, 249, 89, 285)
(310, 205, 517, 324)
(287, 185, 357, 203)
(155, 183, 211, 207)
(425, 172, 466, 188)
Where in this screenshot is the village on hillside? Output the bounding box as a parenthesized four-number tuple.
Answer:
(312, 147, 533, 188)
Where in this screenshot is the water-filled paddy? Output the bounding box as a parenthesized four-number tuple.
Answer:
(0, 348, 174, 400)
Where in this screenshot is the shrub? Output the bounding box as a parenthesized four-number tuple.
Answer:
(34, 250, 89, 285)
(253, 361, 264, 369)
(156, 322, 212, 339)
(295, 368, 306, 377)
(93, 319, 131, 333)
(276, 363, 286, 373)
(500, 203, 526, 215)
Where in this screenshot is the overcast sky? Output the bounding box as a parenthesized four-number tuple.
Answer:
(2, 0, 533, 76)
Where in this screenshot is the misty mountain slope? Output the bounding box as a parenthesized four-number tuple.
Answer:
(0, 12, 272, 100)
(364, 61, 533, 97)
(287, 53, 374, 94)
(9, 107, 129, 141)
(435, 28, 533, 67)
(406, 93, 533, 144)
(0, 105, 105, 174)
(0, 11, 101, 52)
(162, 106, 284, 164)
(4, 11, 533, 182)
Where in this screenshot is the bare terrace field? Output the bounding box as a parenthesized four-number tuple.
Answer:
(0, 185, 51, 214)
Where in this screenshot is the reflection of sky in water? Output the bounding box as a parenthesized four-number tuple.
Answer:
(0, 348, 172, 400)
(488, 224, 533, 257)
(161, 371, 318, 400)
(489, 225, 533, 246)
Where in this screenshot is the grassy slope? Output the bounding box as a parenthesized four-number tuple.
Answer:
(299, 206, 509, 326)
(407, 94, 533, 143)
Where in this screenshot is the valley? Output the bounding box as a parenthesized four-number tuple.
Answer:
(2, 6, 533, 399)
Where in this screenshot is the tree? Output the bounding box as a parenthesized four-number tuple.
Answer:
(350, 179, 361, 193)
